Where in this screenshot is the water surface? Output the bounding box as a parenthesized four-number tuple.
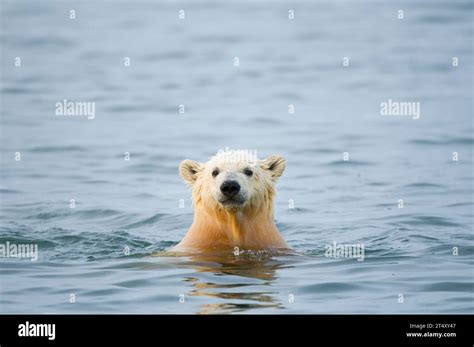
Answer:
(0, 0, 473, 313)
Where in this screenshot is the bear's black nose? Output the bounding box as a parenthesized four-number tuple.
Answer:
(220, 180, 240, 197)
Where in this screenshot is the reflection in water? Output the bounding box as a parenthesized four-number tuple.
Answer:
(179, 252, 291, 314)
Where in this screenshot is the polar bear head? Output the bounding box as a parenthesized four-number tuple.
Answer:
(179, 150, 286, 213)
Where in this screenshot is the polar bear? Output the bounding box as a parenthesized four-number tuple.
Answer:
(172, 150, 290, 253)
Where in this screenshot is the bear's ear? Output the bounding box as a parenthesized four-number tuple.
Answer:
(260, 155, 286, 181)
(179, 159, 203, 185)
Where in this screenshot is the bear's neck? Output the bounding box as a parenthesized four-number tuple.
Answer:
(179, 201, 288, 252)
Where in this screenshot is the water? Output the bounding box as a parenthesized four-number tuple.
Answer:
(0, 0, 473, 314)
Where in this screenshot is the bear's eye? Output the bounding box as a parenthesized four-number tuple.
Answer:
(244, 169, 253, 177)
(212, 169, 219, 178)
